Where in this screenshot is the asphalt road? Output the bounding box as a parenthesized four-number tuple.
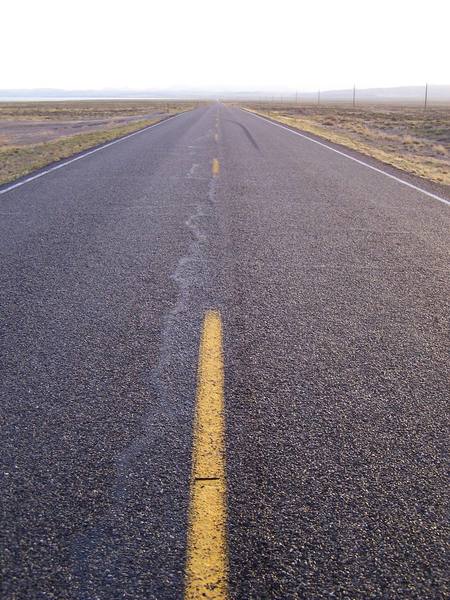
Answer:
(1, 104, 448, 599)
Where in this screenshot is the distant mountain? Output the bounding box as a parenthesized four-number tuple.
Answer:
(306, 85, 450, 102)
(0, 85, 449, 102)
(228, 85, 450, 102)
(0, 88, 184, 99)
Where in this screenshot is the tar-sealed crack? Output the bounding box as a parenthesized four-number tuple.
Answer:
(72, 126, 225, 600)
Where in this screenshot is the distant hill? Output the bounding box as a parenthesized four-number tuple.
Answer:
(1, 85, 449, 102)
(301, 85, 450, 103)
(0, 88, 179, 100)
(227, 85, 450, 103)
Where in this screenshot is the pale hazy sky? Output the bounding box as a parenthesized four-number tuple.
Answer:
(2, 0, 449, 91)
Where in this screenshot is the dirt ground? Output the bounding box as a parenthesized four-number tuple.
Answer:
(0, 100, 194, 146)
(0, 112, 167, 146)
(0, 100, 197, 185)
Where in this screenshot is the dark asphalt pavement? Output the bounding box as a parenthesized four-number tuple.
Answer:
(1, 104, 449, 599)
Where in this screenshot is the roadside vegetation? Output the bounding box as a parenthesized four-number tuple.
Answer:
(242, 103, 450, 187)
(0, 100, 198, 185)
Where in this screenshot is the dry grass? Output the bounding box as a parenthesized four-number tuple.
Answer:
(0, 100, 198, 186)
(242, 103, 450, 187)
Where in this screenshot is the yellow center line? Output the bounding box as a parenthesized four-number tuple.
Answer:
(212, 158, 220, 176)
(185, 310, 228, 600)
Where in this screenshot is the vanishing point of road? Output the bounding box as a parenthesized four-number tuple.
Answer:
(1, 104, 448, 599)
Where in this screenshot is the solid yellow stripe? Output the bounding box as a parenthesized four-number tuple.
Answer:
(212, 158, 220, 176)
(185, 310, 228, 600)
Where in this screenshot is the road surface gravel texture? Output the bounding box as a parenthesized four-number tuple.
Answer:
(1, 104, 449, 599)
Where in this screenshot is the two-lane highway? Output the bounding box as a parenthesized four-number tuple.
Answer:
(1, 104, 448, 599)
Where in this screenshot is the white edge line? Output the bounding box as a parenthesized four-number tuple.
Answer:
(242, 109, 450, 207)
(0, 112, 187, 196)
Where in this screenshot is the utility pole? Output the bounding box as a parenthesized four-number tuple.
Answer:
(424, 83, 428, 111)
(318, 89, 321, 106)
(295, 91, 298, 104)
(352, 84, 356, 108)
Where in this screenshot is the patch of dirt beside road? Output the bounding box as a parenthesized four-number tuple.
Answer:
(0, 100, 198, 185)
(0, 113, 165, 146)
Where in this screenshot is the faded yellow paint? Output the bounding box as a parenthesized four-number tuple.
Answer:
(212, 158, 220, 176)
(185, 311, 228, 600)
